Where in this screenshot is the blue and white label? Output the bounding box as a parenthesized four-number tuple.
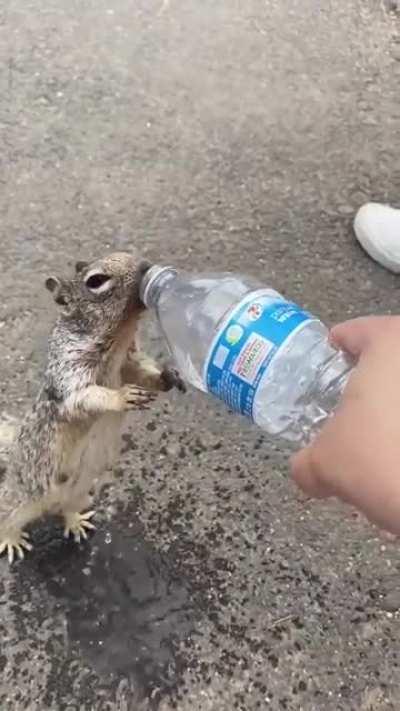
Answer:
(204, 289, 314, 421)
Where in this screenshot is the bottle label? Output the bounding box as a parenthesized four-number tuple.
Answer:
(203, 289, 314, 421)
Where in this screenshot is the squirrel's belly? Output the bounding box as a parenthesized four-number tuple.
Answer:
(69, 412, 125, 490)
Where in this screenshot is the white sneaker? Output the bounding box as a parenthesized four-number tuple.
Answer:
(354, 203, 400, 273)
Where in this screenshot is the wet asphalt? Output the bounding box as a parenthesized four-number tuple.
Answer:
(0, 0, 400, 709)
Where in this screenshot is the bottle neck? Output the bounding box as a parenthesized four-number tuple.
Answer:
(140, 265, 178, 308)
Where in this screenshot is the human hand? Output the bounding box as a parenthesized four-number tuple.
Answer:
(290, 316, 400, 535)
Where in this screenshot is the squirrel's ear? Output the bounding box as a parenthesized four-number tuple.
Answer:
(75, 261, 88, 274)
(45, 276, 68, 306)
(45, 276, 60, 293)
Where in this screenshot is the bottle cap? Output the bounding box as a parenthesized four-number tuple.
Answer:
(140, 265, 177, 307)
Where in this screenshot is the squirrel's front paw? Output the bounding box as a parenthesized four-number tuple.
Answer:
(119, 384, 157, 410)
(160, 367, 187, 393)
(0, 529, 32, 564)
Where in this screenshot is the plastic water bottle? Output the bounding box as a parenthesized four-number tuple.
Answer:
(140, 266, 353, 444)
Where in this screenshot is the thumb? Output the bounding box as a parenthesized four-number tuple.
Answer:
(290, 446, 334, 499)
(330, 316, 400, 358)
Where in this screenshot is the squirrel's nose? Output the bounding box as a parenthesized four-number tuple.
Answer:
(138, 259, 152, 277)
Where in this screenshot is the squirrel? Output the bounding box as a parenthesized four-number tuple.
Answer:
(0, 251, 185, 563)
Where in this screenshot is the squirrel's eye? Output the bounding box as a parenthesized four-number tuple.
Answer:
(85, 273, 112, 292)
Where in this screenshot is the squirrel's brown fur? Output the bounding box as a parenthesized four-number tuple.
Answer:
(0, 251, 184, 563)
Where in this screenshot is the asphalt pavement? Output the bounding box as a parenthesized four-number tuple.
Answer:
(0, 1, 400, 709)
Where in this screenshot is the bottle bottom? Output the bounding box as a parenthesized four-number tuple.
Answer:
(253, 349, 353, 445)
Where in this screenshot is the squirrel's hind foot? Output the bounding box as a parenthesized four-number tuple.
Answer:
(0, 529, 32, 564)
(63, 510, 96, 543)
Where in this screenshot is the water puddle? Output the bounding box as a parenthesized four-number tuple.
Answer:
(22, 512, 196, 705)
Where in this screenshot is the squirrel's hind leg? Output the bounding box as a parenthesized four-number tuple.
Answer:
(62, 509, 96, 543)
(0, 494, 52, 564)
(57, 489, 96, 543)
(0, 527, 32, 564)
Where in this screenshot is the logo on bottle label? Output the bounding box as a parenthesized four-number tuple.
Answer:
(203, 289, 314, 421)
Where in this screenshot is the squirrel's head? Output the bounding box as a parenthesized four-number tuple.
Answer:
(45, 251, 151, 336)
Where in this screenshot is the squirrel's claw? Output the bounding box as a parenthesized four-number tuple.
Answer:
(63, 510, 96, 543)
(119, 385, 157, 411)
(0, 530, 32, 564)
